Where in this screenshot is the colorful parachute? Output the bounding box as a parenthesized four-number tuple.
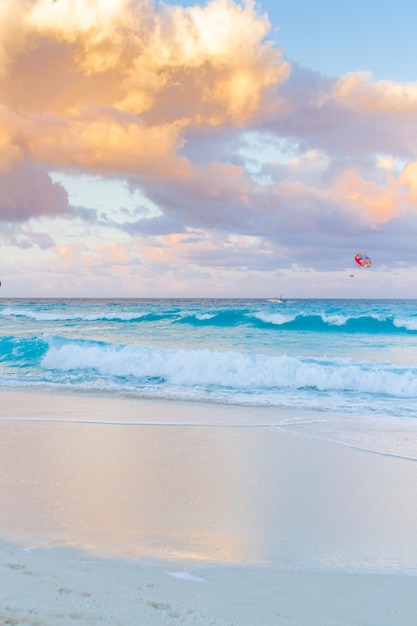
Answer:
(354, 252, 371, 268)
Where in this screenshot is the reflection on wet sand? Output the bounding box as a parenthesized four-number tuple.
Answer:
(0, 419, 263, 563)
(2, 391, 417, 573)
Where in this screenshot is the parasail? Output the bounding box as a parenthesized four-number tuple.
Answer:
(354, 252, 371, 268)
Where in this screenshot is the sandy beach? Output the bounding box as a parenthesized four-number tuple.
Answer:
(2, 540, 417, 625)
(1, 388, 417, 625)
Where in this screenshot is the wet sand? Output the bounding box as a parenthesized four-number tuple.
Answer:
(1, 388, 417, 624)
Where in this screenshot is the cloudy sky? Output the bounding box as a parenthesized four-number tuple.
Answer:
(1, 0, 417, 298)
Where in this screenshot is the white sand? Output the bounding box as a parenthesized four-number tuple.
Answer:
(1, 541, 417, 625)
(1, 388, 417, 625)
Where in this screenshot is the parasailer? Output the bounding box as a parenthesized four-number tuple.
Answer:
(354, 252, 371, 268)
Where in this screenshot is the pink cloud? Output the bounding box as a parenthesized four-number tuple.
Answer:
(0, 160, 70, 221)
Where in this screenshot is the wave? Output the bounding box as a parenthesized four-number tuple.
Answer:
(252, 312, 417, 333)
(0, 336, 47, 366)
(175, 310, 417, 334)
(2, 304, 417, 334)
(0, 307, 152, 323)
(1, 335, 417, 422)
(1, 335, 415, 399)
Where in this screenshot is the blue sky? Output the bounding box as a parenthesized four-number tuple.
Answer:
(1, 0, 417, 297)
(262, 0, 417, 81)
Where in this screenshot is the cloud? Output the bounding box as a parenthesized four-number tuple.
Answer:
(255, 64, 417, 160)
(108, 147, 417, 278)
(19, 229, 56, 249)
(335, 72, 417, 114)
(334, 169, 404, 224)
(0, 106, 23, 170)
(26, 109, 190, 179)
(0, 222, 56, 249)
(0, 160, 71, 221)
(0, 0, 289, 182)
(121, 155, 405, 234)
(399, 160, 417, 206)
(2, 0, 417, 296)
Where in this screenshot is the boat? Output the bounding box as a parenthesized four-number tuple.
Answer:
(267, 294, 285, 303)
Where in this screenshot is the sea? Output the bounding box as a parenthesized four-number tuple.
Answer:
(1, 297, 417, 460)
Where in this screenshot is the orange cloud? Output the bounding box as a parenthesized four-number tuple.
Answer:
(54, 242, 88, 261)
(94, 241, 131, 263)
(53, 240, 138, 272)
(0, 107, 22, 170)
(25, 111, 190, 179)
(139, 230, 262, 268)
(335, 169, 401, 223)
(399, 161, 417, 207)
(335, 71, 417, 114)
(0, 0, 289, 181)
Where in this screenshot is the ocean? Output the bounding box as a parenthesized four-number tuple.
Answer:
(1, 297, 417, 459)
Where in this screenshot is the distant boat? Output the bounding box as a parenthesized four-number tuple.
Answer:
(267, 294, 285, 303)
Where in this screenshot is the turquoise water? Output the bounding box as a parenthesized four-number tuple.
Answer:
(1, 298, 417, 457)
(2, 297, 417, 576)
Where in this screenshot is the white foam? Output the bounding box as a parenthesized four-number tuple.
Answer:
(40, 338, 417, 398)
(194, 313, 217, 320)
(0, 307, 147, 322)
(394, 316, 417, 331)
(253, 311, 296, 325)
(168, 571, 205, 582)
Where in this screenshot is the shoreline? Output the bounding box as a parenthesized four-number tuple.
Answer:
(1, 387, 417, 624)
(1, 387, 417, 570)
(2, 539, 417, 626)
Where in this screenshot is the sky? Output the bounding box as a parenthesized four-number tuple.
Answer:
(1, 0, 417, 298)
